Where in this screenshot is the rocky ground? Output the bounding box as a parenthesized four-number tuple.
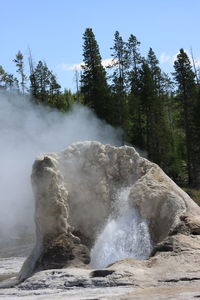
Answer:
(1, 233, 200, 299)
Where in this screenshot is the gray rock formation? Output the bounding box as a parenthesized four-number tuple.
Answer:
(1, 141, 200, 299)
(16, 141, 200, 284)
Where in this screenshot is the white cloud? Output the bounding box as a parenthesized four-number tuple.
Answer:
(101, 58, 117, 67)
(159, 53, 171, 64)
(57, 58, 117, 72)
(58, 62, 84, 71)
(194, 58, 200, 67)
(59, 54, 200, 72)
(189, 55, 200, 67)
(160, 50, 200, 68)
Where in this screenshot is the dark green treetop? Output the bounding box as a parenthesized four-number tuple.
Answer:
(13, 51, 26, 93)
(81, 28, 110, 121)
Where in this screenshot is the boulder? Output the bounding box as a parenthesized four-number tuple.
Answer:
(17, 141, 200, 282)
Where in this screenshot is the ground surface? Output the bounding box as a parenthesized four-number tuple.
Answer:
(1, 234, 200, 300)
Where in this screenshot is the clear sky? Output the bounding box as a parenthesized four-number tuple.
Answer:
(1, 0, 200, 91)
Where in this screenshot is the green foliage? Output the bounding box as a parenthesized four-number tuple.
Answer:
(182, 188, 200, 206)
(58, 89, 76, 112)
(13, 51, 26, 93)
(1, 31, 200, 189)
(30, 60, 61, 109)
(110, 31, 129, 95)
(0, 65, 7, 86)
(173, 49, 200, 187)
(108, 31, 130, 133)
(0, 65, 19, 91)
(81, 28, 111, 122)
(127, 34, 142, 95)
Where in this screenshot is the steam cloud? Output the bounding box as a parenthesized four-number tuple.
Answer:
(0, 90, 122, 241)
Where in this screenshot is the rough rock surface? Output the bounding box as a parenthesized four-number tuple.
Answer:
(18, 142, 200, 277)
(1, 141, 200, 299)
(1, 236, 200, 299)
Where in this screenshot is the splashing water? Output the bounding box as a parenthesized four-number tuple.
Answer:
(90, 188, 153, 268)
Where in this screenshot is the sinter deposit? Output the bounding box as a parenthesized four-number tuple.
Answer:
(1, 141, 200, 299)
(18, 141, 200, 281)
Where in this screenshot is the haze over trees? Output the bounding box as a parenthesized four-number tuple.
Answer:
(0, 28, 200, 188)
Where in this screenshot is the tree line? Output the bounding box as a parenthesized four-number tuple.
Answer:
(1, 28, 200, 188)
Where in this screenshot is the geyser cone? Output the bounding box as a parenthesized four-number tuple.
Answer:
(18, 141, 200, 282)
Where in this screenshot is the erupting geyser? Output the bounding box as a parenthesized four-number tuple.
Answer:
(17, 141, 200, 282)
(90, 188, 152, 268)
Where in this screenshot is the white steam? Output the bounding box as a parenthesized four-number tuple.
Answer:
(90, 188, 153, 268)
(0, 90, 121, 241)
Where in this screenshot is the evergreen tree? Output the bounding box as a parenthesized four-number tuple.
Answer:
(0, 65, 19, 91)
(54, 89, 74, 112)
(13, 51, 26, 93)
(49, 73, 62, 108)
(139, 51, 175, 175)
(127, 34, 142, 95)
(147, 48, 162, 94)
(139, 60, 156, 154)
(4, 74, 19, 91)
(81, 28, 110, 121)
(30, 60, 49, 102)
(2, 34, 200, 189)
(109, 31, 129, 131)
(126, 35, 143, 146)
(110, 31, 128, 95)
(0, 65, 7, 88)
(30, 60, 61, 108)
(173, 48, 200, 187)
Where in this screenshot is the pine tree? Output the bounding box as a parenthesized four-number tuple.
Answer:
(81, 28, 110, 121)
(1, 69, 19, 91)
(5, 74, 19, 91)
(30, 60, 61, 108)
(140, 60, 156, 154)
(48, 73, 61, 107)
(0, 65, 19, 91)
(30, 60, 49, 102)
(127, 34, 142, 95)
(126, 34, 143, 146)
(0, 65, 7, 88)
(173, 48, 199, 187)
(109, 31, 129, 131)
(13, 51, 26, 93)
(110, 31, 128, 95)
(139, 50, 175, 175)
(147, 48, 161, 93)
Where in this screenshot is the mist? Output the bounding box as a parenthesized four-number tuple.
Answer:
(0, 90, 122, 242)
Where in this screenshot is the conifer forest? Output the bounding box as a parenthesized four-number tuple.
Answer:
(1, 28, 200, 191)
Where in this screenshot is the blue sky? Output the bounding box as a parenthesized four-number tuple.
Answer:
(1, 0, 200, 91)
